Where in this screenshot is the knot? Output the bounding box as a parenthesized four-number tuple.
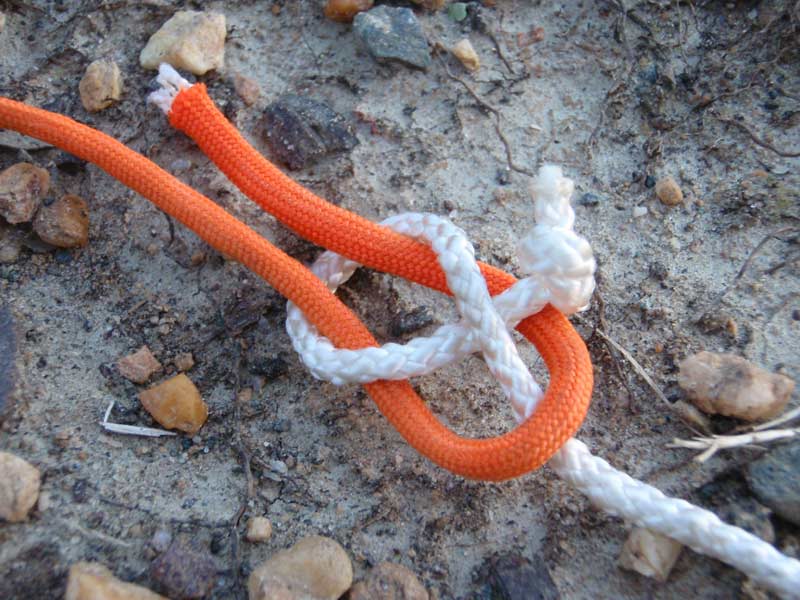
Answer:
(517, 165, 595, 314)
(285, 167, 595, 423)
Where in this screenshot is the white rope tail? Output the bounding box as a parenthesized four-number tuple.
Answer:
(285, 165, 800, 598)
(549, 440, 800, 598)
(148, 63, 192, 114)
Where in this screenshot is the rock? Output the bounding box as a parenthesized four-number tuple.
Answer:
(390, 307, 434, 337)
(233, 73, 261, 106)
(0, 451, 40, 522)
(173, 352, 195, 372)
(33, 194, 89, 248)
(324, 0, 374, 23)
(79, 59, 122, 112)
(246, 516, 273, 543)
(654, 176, 683, 206)
(0, 305, 16, 421)
(452, 39, 480, 72)
(349, 562, 428, 600)
(678, 352, 794, 421)
(410, 0, 445, 9)
(118, 345, 162, 384)
(139, 373, 208, 435)
(354, 7, 432, 70)
(65, 562, 166, 600)
(140, 11, 226, 75)
(248, 535, 353, 600)
(263, 95, 358, 170)
(0, 223, 24, 263)
(477, 553, 559, 600)
(632, 206, 648, 218)
(150, 538, 217, 599)
(746, 440, 800, 526)
(0, 163, 49, 224)
(618, 528, 683, 582)
(0, 12, 5, 33)
(448, 3, 468, 22)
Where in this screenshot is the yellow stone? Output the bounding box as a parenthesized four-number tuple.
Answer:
(65, 562, 166, 600)
(139, 11, 226, 75)
(452, 39, 480, 72)
(0, 451, 40, 522)
(654, 176, 683, 206)
(246, 516, 273, 543)
(139, 374, 207, 435)
(79, 59, 123, 112)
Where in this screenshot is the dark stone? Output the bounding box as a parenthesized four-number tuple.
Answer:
(746, 440, 800, 526)
(150, 538, 217, 599)
(476, 553, 559, 600)
(263, 95, 358, 170)
(644, 175, 656, 188)
(0, 305, 16, 422)
(390, 307, 434, 337)
(354, 6, 432, 70)
(578, 192, 602, 207)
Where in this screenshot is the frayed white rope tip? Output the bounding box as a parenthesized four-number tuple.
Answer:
(147, 63, 192, 115)
(101, 400, 177, 438)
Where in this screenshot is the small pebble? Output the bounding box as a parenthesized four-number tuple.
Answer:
(452, 39, 480, 72)
(644, 175, 656, 188)
(578, 192, 601, 207)
(246, 516, 273, 543)
(33, 194, 89, 248)
(0, 12, 5, 33)
(173, 352, 195, 372)
(747, 440, 800, 526)
(0, 451, 41, 522)
(618, 527, 683, 582)
(0, 162, 49, 224)
(79, 59, 122, 112)
(263, 95, 358, 170)
(654, 176, 683, 206)
(65, 562, 166, 600)
(150, 538, 217, 599)
(248, 535, 353, 600)
(632, 206, 648, 218)
(233, 73, 261, 106)
(349, 562, 428, 600)
(139, 373, 208, 435)
(140, 11, 226, 75)
(678, 351, 794, 421)
(448, 2, 468, 21)
(118, 345, 162, 384)
(324, 0, 374, 23)
(354, 6, 432, 70)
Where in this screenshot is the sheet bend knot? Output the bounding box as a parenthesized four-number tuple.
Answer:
(286, 166, 596, 422)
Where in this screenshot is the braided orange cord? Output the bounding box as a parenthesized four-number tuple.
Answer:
(0, 93, 592, 480)
(167, 85, 594, 477)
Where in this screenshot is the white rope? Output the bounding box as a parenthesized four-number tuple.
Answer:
(286, 166, 595, 420)
(148, 63, 192, 114)
(549, 439, 800, 598)
(285, 166, 800, 598)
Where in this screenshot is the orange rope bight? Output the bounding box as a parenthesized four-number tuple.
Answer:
(0, 89, 593, 481)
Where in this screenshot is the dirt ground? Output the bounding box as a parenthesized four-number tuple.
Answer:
(1, 1, 799, 598)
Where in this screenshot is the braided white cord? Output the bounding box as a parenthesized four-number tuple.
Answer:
(549, 439, 800, 598)
(286, 166, 595, 420)
(286, 165, 800, 597)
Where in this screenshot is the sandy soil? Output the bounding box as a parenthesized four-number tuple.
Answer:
(1, 1, 798, 598)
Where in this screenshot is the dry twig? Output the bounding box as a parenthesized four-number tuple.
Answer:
(717, 116, 800, 158)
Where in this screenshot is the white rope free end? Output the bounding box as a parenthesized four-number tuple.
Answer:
(147, 63, 192, 115)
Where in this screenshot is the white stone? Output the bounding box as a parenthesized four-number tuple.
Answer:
(618, 527, 683, 582)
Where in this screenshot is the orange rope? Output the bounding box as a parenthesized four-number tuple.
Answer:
(0, 92, 593, 480)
